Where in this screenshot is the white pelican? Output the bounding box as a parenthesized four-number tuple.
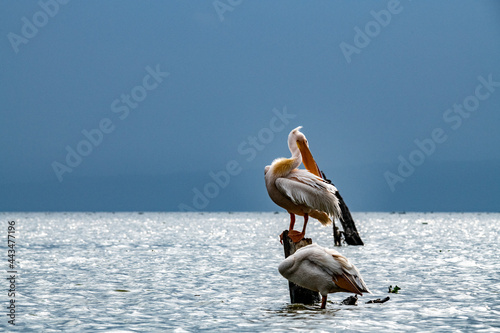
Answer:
(265, 126, 341, 242)
(278, 243, 370, 309)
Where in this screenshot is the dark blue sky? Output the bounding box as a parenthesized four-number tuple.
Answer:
(1, 1, 500, 212)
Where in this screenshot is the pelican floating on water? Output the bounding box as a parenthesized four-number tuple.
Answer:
(265, 126, 341, 242)
(278, 243, 370, 309)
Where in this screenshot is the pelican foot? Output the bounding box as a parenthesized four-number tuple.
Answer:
(288, 230, 305, 243)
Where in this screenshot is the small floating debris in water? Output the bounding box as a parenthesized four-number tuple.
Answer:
(366, 296, 390, 304)
(114, 289, 130, 292)
(388, 285, 401, 294)
(341, 295, 358, 305)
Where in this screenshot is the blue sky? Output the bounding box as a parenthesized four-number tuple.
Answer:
(1, 1, 499, 212)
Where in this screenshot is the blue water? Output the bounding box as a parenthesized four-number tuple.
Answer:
(1, 212, 499, 332)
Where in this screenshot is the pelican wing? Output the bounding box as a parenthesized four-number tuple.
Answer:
(275, 170, 341, 219)
(332, 272, 367, 295)
(297, 244, 370, 295)
(323, 248, 370, 294)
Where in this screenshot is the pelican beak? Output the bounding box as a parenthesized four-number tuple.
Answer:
(296, 139, 322, 178)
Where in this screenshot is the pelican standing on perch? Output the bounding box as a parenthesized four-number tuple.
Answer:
(278, 243, 370, 309)
(264, 126, 341, 242)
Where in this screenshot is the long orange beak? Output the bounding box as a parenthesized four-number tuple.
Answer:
(296, 139, 322, 178)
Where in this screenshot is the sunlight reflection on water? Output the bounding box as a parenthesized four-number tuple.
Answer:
(1, 212, 499, 331)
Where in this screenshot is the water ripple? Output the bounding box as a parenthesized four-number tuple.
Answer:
(0, 212, 499, 332)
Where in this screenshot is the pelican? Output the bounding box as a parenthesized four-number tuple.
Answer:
(278, 243, 370, 309)
(265, 126, 341, 242)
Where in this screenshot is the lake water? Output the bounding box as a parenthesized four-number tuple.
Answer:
(1, 212, 499, 332)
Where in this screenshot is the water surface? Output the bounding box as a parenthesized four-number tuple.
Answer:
(1, 212, 499, 332)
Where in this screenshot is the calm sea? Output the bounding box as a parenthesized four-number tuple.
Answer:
(0, 212, 499, 332)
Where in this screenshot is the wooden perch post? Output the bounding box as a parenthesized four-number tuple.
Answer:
(321, 171, 364, 246)
(335, 192, 364, 246)
(282, 230, 321, 305)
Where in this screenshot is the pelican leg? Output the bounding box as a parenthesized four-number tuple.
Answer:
(288, 213, 308, 243)
(280, 214, 297, 244)
(321, 295, 327, 309)
(288, 213, 296, 231)
(301, 213, 309, 235)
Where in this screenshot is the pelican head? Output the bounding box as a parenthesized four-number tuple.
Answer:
(288, 126, 322, 178)
(288, 126, 306, 149)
